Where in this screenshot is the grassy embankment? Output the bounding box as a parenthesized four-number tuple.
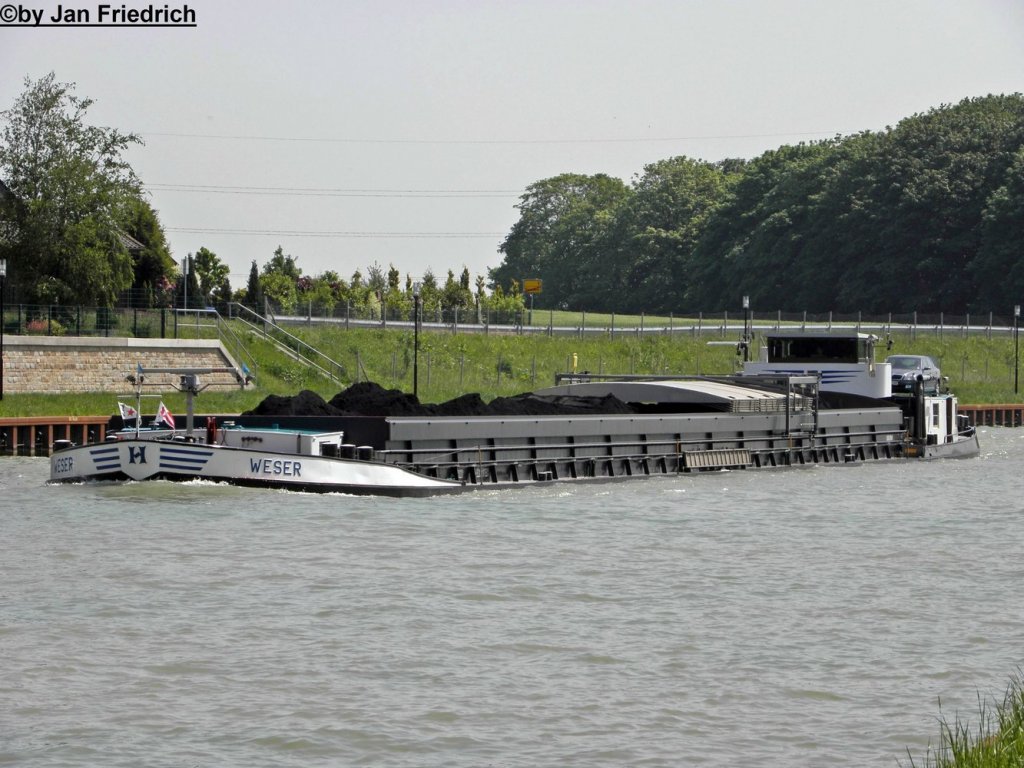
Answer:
(1, 312, 1021, 416)
(907, 675, 1024, 767)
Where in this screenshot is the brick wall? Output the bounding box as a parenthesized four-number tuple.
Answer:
(3, 337, 244, 393)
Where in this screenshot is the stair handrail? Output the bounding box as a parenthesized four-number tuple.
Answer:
(212, 311, 259, 378)
(227, 303, 346, 384)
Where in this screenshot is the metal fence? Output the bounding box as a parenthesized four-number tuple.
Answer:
(1, 301, 1021, 339)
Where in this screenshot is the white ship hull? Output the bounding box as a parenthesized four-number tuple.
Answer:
(50, 437, 464, 497)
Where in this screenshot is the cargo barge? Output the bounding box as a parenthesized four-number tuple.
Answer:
(48, 332, 980, 496)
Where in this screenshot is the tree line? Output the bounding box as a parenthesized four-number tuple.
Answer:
(3, 74, 1021, 319)
(239, 245, 525, 320)
(490, 94, 1024, 315)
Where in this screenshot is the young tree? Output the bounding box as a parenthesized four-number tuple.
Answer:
(259, 245, 301, 313)
(297, 275, 337, 315)
(191, 247, 230, 306)
(419, 268, 440, 315)
(212, 275, 232, 312)
(441, 268, 472, 312)
(245, 259, 262, 311)
(0, 73, 143, 305)
(366, 261, 386, 292)
(264, 245, 301, 280)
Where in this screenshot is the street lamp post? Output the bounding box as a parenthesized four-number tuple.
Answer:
(741, 294, 751, 363)
(182, 255, 189, 312)
(1015, 305, 1020, 396)
(0, 258, 6, 401)
(413, 282, 422, 399)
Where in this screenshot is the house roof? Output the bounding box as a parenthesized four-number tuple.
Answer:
(117, 231, 146, 252)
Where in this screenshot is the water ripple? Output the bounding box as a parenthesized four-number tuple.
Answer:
(3, 433, 1024, 766)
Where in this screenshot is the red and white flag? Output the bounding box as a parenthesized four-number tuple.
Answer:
(156, 401, 176, 429)
(118, 402, 138, 421)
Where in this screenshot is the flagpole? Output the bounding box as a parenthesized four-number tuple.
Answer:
(136, 373, 142, 438)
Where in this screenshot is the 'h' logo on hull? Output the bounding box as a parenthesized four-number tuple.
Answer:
(128, 446, 148, 464)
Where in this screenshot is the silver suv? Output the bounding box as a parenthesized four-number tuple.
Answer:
(886, 354, 941, 394)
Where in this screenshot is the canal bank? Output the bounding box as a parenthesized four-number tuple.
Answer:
(0, 416, 112, 456)
(958, 404, 1024, 427)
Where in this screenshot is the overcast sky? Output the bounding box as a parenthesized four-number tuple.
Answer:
(1, 0, 1022, 287)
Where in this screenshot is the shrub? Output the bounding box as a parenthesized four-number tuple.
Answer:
(25, 318, 66, 336)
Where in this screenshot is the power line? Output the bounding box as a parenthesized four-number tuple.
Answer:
(165, 227, 504, 239)
(147, 183, 522, 198)
(140, 129, 840, 145)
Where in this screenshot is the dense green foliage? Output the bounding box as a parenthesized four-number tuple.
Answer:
(492, 95, 1024, 315)
(0, 74, 149, 305)
(122, 198, 176, 308)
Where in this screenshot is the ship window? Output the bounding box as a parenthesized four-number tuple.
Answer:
(767, 337, 862, 364)
(932, 403, 940, 427)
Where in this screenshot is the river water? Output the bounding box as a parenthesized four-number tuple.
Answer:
(2, 427, 1023, 767)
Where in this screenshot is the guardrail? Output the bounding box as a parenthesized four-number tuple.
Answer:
(2, 303, 1021, 339)
(227, 303, 346, 385)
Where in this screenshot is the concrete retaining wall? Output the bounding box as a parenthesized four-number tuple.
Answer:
(3, 336, 243, 393)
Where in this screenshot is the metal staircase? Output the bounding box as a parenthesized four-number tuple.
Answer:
(224, 303, 347, 386)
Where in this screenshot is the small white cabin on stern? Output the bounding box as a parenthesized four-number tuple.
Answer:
(743, 331, 892, 399)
